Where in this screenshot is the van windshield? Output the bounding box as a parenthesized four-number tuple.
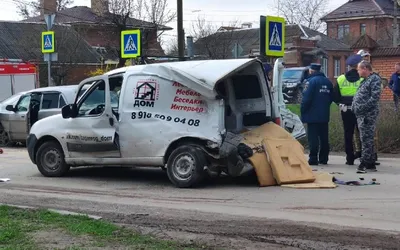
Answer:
(78, 89, 119, 114)
(283, 69, 303, 80)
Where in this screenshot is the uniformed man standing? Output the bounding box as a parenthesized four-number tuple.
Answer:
(301, 63, 334, 165)
(356, 50, 380, 165)
(352, 61, 382, 173)
(334, 54, 364, 165)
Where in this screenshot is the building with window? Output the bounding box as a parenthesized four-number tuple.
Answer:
(321, 0, 398, 44)
(194, 24, 351, 83)
(322, 0, 400, 101)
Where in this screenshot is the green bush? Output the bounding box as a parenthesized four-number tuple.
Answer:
(286, 103, 400, 153)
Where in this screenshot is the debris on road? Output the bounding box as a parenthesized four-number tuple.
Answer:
(0, 148, 3, 154)
(241, 122, 336, 189)
(281, 172, 337, 189)
(333, 177, 380, 186)
(0, 178, 10, 182)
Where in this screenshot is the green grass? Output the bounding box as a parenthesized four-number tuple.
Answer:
(285, 103, 400, 153)
(0, 205, 200, 250)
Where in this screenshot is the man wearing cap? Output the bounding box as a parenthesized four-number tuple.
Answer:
(301, 63, 334, 165)
(334, 54, 364, 165)
(356, 50, 380, 164)
(352, 60, 382, 173)
(388, 62, 400, 112)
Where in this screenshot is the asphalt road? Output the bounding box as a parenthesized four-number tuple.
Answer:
(1, 147, 400, 249)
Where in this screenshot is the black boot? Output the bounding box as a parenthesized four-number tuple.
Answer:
(374, 153, 380, 166)
(346, 155, 354, 165)
(357, 162, 367, 174)
(354, 151, 361, 160)
(366, 163, 377, 172)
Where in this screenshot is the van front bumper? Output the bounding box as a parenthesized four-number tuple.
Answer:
(26, 134, 37, 164)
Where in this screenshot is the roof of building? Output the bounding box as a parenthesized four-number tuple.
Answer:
(0, 21, 101, 63)
(298, 25, 351, 51)
(194, 24, 350, 58)
(351, 34, 380, 49)
(371, 46, 400, 56)
(322, 0, 398, 21)
(22, 6, 172, 30)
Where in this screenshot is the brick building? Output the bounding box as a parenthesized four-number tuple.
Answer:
(194, 24, 351, 82)
(0, 21, 101, 86)
(322, 0, 400, 101)
(23, 0, 172, 71)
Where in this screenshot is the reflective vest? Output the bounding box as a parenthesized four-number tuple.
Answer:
(337, 75, 364, 96)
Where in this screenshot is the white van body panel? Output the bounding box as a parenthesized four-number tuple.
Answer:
(117, 73, 222, 159)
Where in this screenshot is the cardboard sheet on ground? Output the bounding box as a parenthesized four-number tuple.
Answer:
(241, 123, 290, 186)
(263, 138, 315, 185)
(281, 172, 337, 189)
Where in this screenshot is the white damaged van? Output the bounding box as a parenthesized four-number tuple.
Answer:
(27, 58, 304, 188)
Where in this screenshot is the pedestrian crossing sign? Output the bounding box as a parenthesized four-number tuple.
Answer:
(121, 30, 141, 58)
(265, 16, 285, 57)
(42, 31, 55, 54)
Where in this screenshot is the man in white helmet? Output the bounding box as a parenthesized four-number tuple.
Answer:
(356, 50, 380, 165)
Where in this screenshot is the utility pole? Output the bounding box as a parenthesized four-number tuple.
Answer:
(177, 0, 185, 61)
(394, 0, 398, 47)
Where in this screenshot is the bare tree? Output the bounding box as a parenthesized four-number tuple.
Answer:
(108, 0, 176, 67)
(165, 37, 179, 56)
(50, 26, 97, 86)
(191, 15, 242, 59)
(277, 0, 328, 32)
(16, 0, 74, 19)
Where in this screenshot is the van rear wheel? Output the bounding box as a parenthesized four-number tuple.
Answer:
(166, 145, 206, 188)
(36, 141, 70, 177)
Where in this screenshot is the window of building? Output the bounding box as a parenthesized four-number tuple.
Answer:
(360, 23, 366, 35)
(334, 58, 341, 77)
(321, 57, 328, 76)
(337, 24, 350, 39)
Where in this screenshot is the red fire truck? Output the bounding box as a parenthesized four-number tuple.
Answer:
(0, 59, 39, 102)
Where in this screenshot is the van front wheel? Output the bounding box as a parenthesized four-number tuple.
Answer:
(36, 141, 70, 177)
(166, 145, 206, 188)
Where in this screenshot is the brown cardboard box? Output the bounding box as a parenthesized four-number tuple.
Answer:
(241, 122, 294, 186)
(263, 138, 315, 185)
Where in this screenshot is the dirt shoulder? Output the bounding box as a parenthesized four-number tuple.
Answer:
(0, 205, 200, 250)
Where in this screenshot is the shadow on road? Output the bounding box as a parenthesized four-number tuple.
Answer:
(63, 166, 260, 188)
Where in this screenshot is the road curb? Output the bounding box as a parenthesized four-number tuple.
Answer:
(0, 203, 102, 220)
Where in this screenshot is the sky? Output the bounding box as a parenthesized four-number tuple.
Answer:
(1, 0, 349, 49)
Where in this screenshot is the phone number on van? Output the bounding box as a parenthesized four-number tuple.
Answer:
(131, 111, 200, 127)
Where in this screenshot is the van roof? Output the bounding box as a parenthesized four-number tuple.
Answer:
(106, 59, 259, 99)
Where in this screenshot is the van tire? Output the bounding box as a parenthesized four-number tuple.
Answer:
(36, 141, 70, 177)
(166, 145, 206, 188)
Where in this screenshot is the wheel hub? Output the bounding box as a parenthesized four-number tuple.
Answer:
(173, 155, 195, 181)
(42, 149, 61, 171)
(0, 129, 10, 145)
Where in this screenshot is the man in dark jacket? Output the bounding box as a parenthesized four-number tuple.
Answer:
(301, 63, 334, 165)
(389, 62, 400, 112)
(333, 54, 363, 165)
(352, 61, 382, 173)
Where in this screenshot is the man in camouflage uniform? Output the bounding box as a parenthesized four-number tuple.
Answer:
(355, 50, 380, 165)
(352, 61, 382, 173)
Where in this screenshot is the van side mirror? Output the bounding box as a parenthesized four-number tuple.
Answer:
(5, 105, 15, 112)
(61, 104, 78, 118)
(61, 105, 72, 118)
